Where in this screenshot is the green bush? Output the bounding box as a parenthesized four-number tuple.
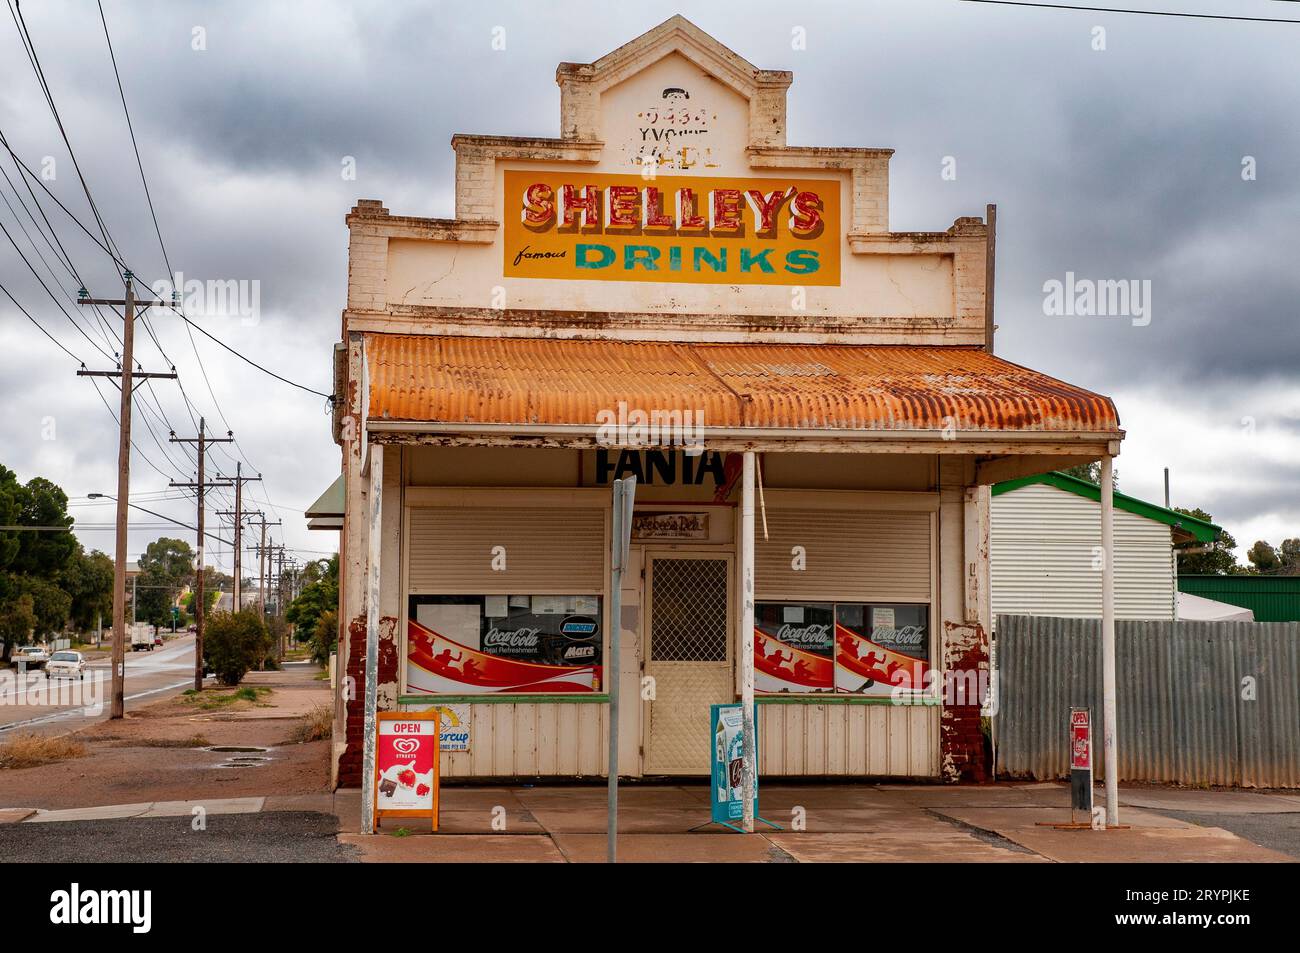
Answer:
(203, 609, 272, 686)
(309, 609, 338, 667)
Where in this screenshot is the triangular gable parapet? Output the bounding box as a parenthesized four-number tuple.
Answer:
(555, 14, 792, 146)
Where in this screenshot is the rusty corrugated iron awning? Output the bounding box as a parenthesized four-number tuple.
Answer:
(364, 334, 1119, 434)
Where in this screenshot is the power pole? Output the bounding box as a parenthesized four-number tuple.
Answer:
(76, 274, 177, 719)
(218, 462, 261, 611)
(250, 519, 280, 618)
(170, 419, 233, 691)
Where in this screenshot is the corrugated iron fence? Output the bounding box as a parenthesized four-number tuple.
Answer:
(995, 615, 1300, 787)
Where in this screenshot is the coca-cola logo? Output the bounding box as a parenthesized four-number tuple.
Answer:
(484, 626, 541, 648)
(870, 624, 926, 646)
(775, 623, 831, 645)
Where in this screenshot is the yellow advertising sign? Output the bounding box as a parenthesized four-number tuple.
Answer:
(502, 170, 840, 287)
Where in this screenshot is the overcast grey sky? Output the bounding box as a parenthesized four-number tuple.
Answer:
(1, 0, 1296, 570)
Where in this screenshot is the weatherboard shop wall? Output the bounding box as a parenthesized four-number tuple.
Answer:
(387, 453, 945, 779)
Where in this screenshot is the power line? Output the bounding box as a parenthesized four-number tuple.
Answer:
(0, 174, 116, 354)
(8, 0, 125, 268)
(0, 129, 333, 401)
(0, 146, 123, 350)
(959, 1, 1300, 24)
(97, 0, 170, 278)
(0, 214, 114, 361)
(0, 278, 83, 363)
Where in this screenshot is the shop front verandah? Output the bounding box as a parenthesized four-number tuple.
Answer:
(339, 333, 1124, 827)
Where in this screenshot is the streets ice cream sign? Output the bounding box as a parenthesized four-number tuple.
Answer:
(504, 171, 841, 286)
(376, 718, 436, 812)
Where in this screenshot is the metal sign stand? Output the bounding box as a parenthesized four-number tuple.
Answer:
(1037, 707, 1127, 831)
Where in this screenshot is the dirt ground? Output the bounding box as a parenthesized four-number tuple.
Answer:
(0, 664, 333, 810)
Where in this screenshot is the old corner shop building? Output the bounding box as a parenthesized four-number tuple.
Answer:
(327, 16, 1122, 788)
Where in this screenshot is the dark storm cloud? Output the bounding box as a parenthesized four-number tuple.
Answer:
(2, 0, 1297, 564)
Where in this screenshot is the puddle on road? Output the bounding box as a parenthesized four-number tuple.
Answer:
(204, 745, 274, 768)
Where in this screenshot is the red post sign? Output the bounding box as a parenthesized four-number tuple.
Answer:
(373, 711, 440, 832)
(1070, 708, 1091, 770)
(1069, 707, 1093, 816)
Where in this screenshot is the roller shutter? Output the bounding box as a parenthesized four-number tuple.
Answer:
(408, 506, 605, 593)
(755, 508, 931, 603)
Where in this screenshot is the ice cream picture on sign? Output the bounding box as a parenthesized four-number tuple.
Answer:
(503, 171, 841, 286)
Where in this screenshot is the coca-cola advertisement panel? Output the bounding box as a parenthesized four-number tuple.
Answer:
(406, 595, 603, 695)
(834, 603, 929, 696)
(754, 602, 834, 693)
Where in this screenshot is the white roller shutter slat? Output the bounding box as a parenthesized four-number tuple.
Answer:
(756, 509, 930, 603)
(408, 507, 605, 593)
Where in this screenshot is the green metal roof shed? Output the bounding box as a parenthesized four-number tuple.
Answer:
(992, 471, 1220, 544)
(1177, 575, 1300, 622)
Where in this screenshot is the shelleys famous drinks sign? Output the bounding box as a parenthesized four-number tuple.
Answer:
(503, 170, 841, 287)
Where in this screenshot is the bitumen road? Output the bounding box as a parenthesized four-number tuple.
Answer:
(0, 811, 358, 863)
(0, 635, 199, 736)
(1160, 810, 1300, 861)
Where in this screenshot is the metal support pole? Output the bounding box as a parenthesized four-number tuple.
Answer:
(233, 463, 242, 610)
(361, 446, 383, 833)
(740, 451, 756, 834)
(1100, 455, 1119, 827)
(607, 475, 635, 863)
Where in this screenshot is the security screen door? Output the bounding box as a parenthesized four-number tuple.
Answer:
(643, 553, 733, 775)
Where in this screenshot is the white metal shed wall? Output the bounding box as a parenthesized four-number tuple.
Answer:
(991, 482, 1176, 622)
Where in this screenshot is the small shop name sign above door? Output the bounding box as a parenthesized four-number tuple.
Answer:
(632, 512, 710, 540)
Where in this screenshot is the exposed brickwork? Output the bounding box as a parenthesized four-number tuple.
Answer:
(346, 206, 389, 313)
(337, 612, 400, 788)
(940, 621, 991, 783)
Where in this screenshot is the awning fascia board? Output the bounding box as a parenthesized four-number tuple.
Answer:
(365, 419, 1120, 456)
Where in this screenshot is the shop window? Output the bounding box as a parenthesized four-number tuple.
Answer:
(756, 601, 929, 697)
(755, 602, 835, 693)
(406, 594, 603, 696)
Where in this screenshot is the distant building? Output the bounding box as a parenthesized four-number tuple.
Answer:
(991, 472, 1219, 622)
(1179, 575, 1300, 622)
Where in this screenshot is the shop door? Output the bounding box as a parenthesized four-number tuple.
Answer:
(643, 553, 733, 775)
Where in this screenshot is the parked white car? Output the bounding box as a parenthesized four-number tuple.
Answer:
(45, 650, 86, 679)
(12, 645, 49, 669)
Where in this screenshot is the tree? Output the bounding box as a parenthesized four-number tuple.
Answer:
(136, 538, 195, 626)
(1175, 507, 1240, 575)
(4, 472, 76, 576)
(309, 609, 338, 667)
(203, 609, 273, 686)
(0, 466, 77, 655)
(1247, 540, 1280, 573)
(0, 594, 36, 649)
(1059, 461, 1118, 488)
(9, 575, 72, 637)
(1280, 539, 1300, 574)
(1245, 538, 1300, 575)
(60, 547, 115, 631)
(286, 554, 338, 647)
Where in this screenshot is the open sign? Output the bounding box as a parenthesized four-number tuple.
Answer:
(373, 711, 440, 832)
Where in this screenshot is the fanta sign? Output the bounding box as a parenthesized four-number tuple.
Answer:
(504, 171, 840, 286)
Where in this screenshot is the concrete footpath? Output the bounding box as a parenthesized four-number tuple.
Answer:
(6, 782, 1298, 863)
